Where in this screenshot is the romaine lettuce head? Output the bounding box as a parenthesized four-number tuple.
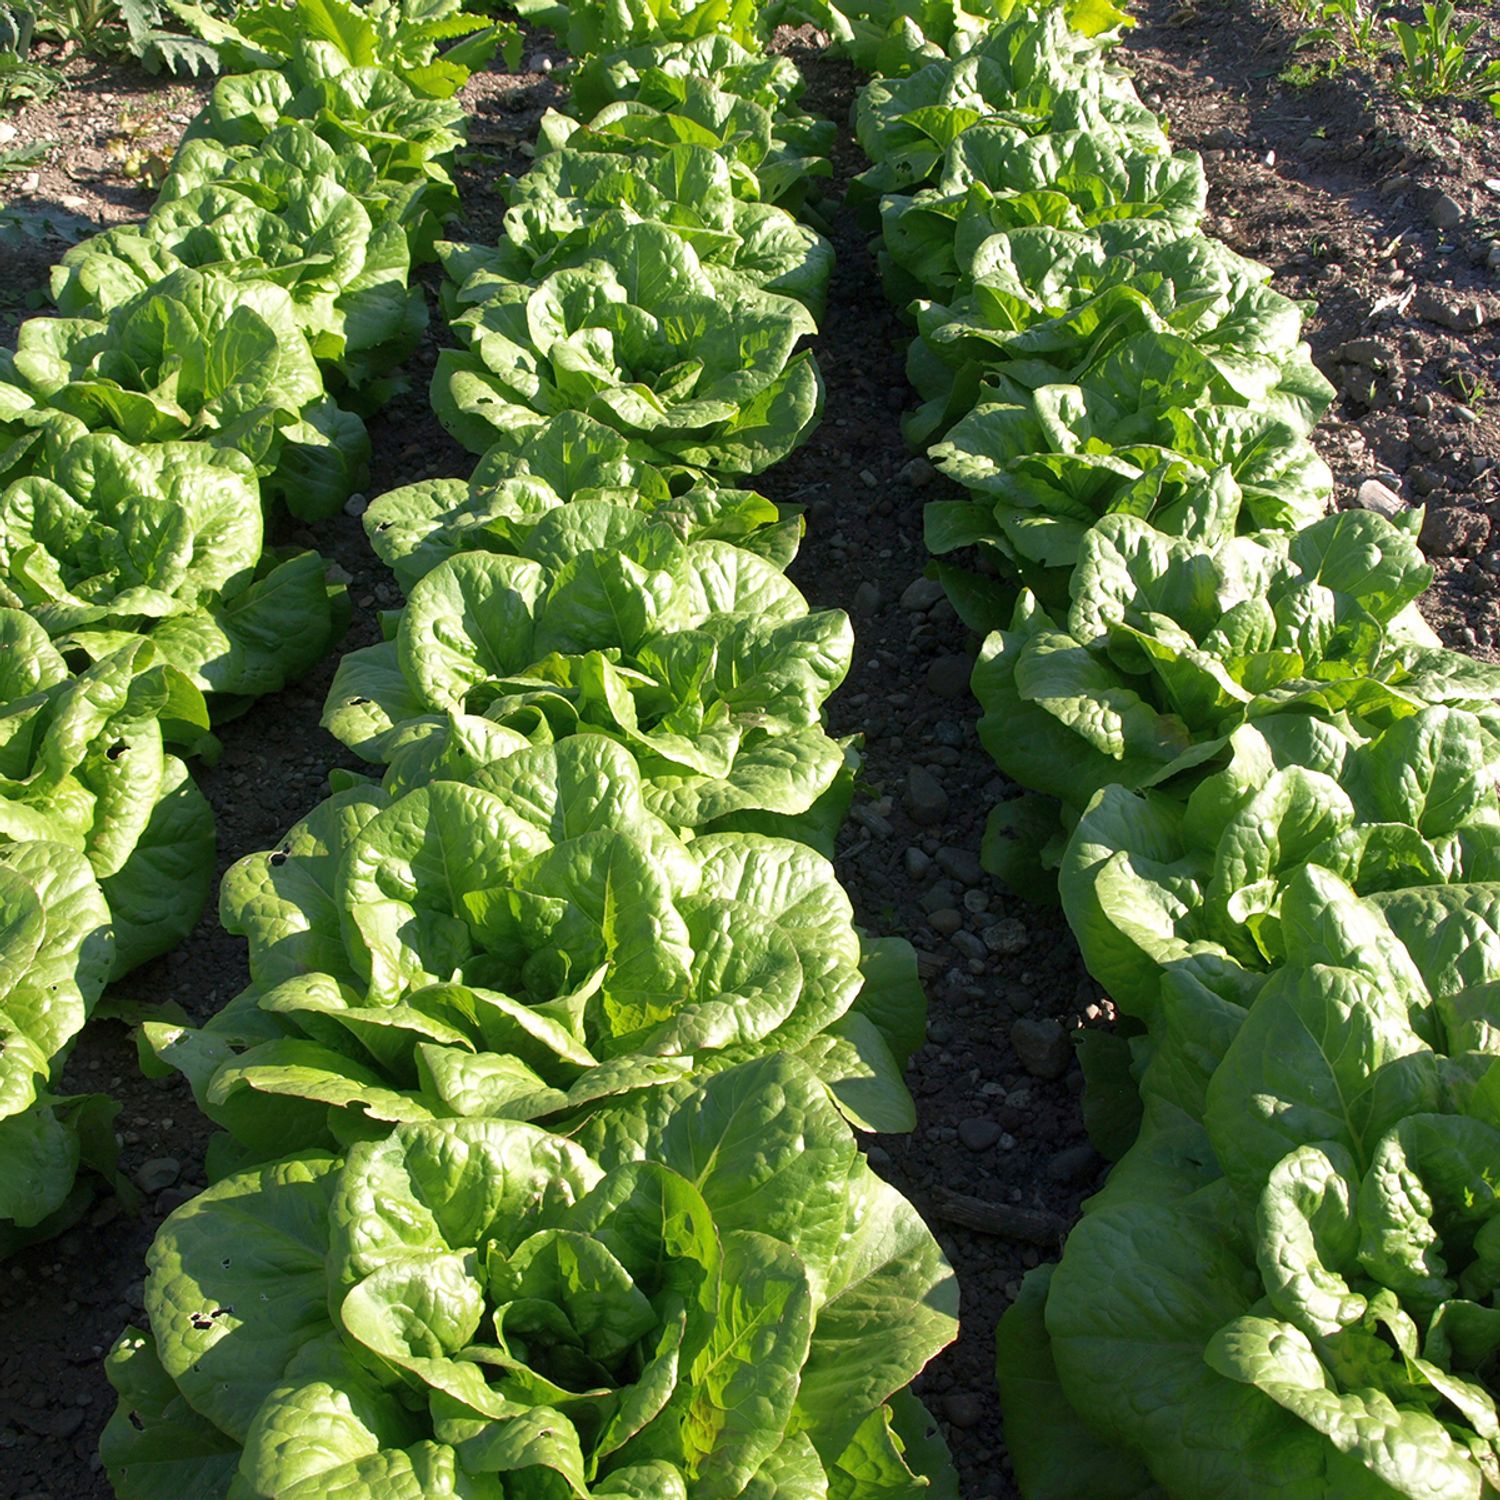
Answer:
(0, 435, 346, 702)
(103, 1056, 958, 1498)
(0, 269, 368, 520)
(0, 839, 113, 1232)
(51, 123, 425, 386)
(144, 737, 921, 1154)
(531, 71, 832, 218)
(322, 519, 848, 828)
(970, 509, 1485, 820)
(568, 34, 814, 120)
(0, 616, 214, 975)
(851, 9, 1162, 204)
(927, 384, 1332, 604)
(432, 221, 822, 474)
(903, 226, 1317, 446)
(362, 411, 800, 595)
(1021, 867, 1500, 1498)
(1061, 707, 1500, 1018)
(449, 144, 833, 317)
(784, 0, 1129, 75)
(877, 125, 1203, 305)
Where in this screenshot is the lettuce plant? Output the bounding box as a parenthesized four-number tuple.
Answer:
(780, 0, 1130, 75)
(103, 1056, 958, 1499)
(0, 268, 368, 519)
(178, 41, 467, 256)
(533, 76, 832, 217)
(322, 517, 850, 833)
(1061, 707, 1500, 1019)
(878, 130, 1205, 307)
(178, 0, 520, 100)
(0, 838, 114, 1238)
(432, 222, 822, 474)
(568, 34, 819, 120)
(447, 145, 834, 316)
(144, 737, 923, 1158)
(926, 380, 1332, 610)
(0, 613, 215, 976)
(902, 226, 1320, 444)
(53, 124, 426, 391)
(519, 0, 765, 60)
(361, 411, 802, 597)
(851, 9, 1162, 203)
(969, 508, 1500, 827)
(0, 435, 347, 704)
(1006, 866, 1500, 1500)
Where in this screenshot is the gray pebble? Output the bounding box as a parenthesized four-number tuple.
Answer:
(1355, 478, 1405, 520)
(900, 577, 946, 612)
(135, 1157, 181, 1194)
(983, 918, 1029, 955)
(904, 766, 949, 826)
(936, 846, 984, 886)
(929, 908, 964, 936)
(853, 581, 881, 613)
(925, 653, 973, 700)
(1429, 191, 1464, 231)
(903, 846, 932, 879)
(958, 1118, 1003, 1152)
(1010, 1017, 1071, 1080)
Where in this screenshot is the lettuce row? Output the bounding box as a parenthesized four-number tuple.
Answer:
(850, 3, 1500, 1495)
(105, 10, 960, 1496)
(0, 10, 471, 1244)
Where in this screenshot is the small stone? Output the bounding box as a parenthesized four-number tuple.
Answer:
(326, 562, 354, 585)
(0, 123, 14, 145)
(919, 881, 959, 915)
(155, 1186, 196, 1216)
(859, 468, 878, 488)
(903, 846, 932, 879)
(1488, 243, 1500, 272)
(951, 930, 986, 960)
(1355, 479, 1405, 521)
(899, 456, 936, 487)
(944, 1392, 987, 1430)
(962, 888, 989, 914)
(135, 1157, 180, 1194)
(1429, 192, 1464, 231)
(58, 193, 88, 211)
(1010, 1017, 1071, 1080)
(1421, 506, 1488, 557)
(928, 908, 963, 936)
(343, 492, 368, 517)
(904, 766, 949, 826)
(927, 1017, 954, 1045)
(958, 1117, 1003, 1151)
(900, 577, 946, 612)
(1047, 1144, 1098, 1184)
(935, 846, 984, 886)
(982, 917, 1029, 956)
(852, 581, 881, 614)
(925, 653, 972, 700)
